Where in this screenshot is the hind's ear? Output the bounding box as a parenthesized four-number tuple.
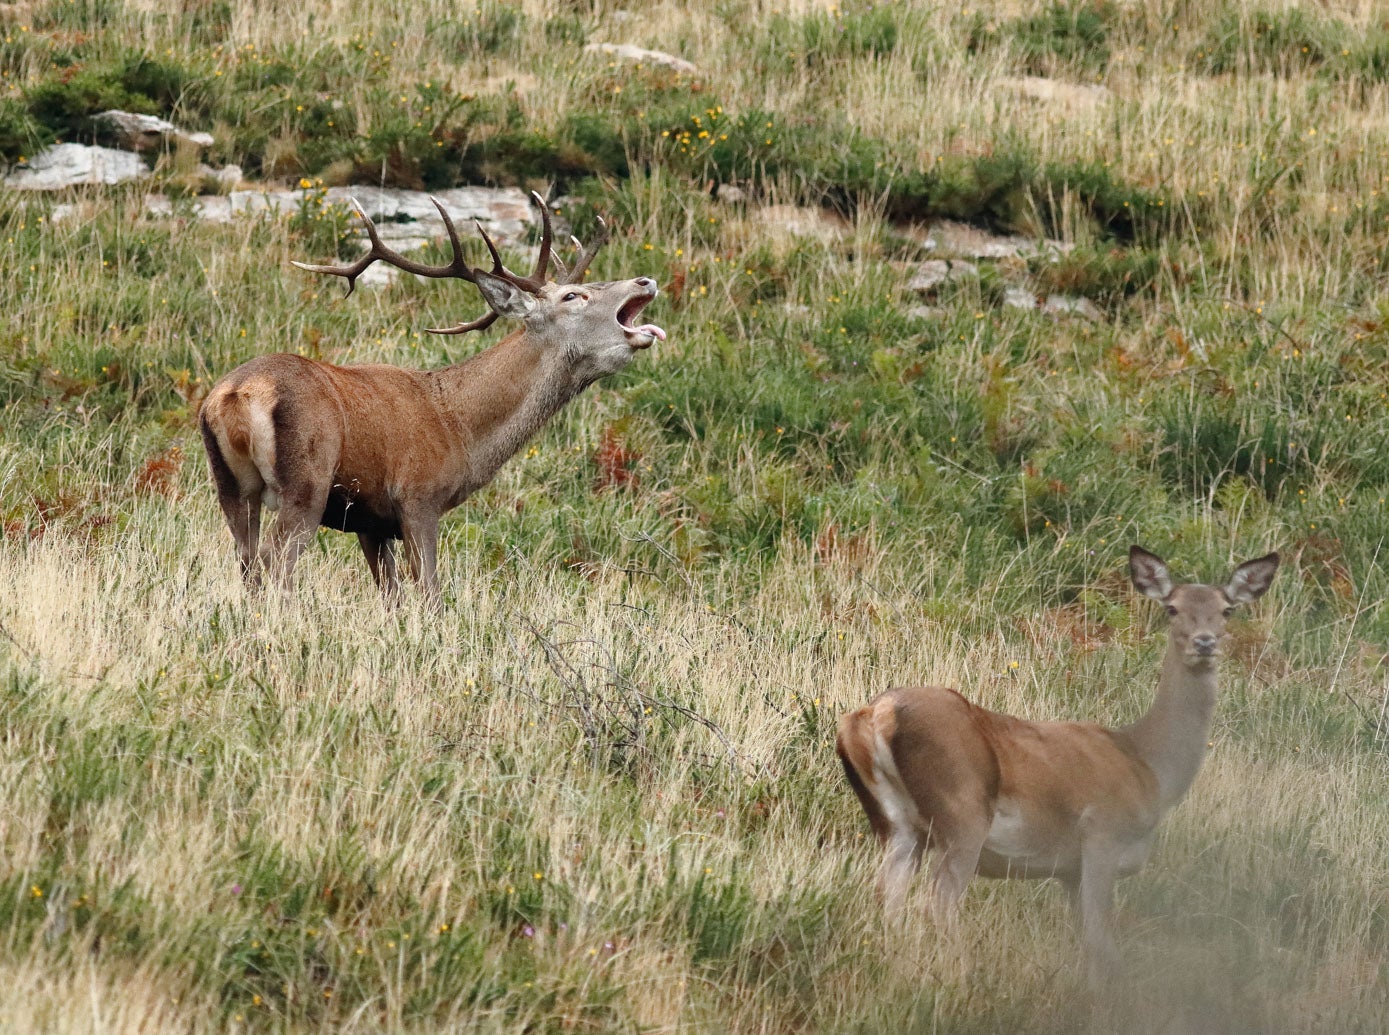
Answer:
(1226, 552, 1279, 605)
(1129, 545, 1173, 601)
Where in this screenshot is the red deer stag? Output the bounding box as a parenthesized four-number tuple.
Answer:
(837, 546, 1278, 982)
(199, 192, 664, 603)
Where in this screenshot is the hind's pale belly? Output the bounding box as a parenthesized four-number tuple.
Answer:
(978, 799, 1076, 877)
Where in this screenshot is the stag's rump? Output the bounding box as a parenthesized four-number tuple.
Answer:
(199, 353, 454, 537)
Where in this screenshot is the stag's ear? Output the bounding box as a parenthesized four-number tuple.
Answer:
(1129, 545, 1174, 601)
(474, 270, 536, 319)
(1225, 552, 1279, 605)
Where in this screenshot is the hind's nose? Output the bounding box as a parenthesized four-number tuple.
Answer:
(1193, 634, 1218, 656)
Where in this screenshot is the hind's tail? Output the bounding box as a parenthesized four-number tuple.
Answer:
(837, 705, 893, 844)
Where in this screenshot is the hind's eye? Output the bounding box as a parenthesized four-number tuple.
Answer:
(1223, 607, 1235, 617)
(1165, 605, 1179, 617)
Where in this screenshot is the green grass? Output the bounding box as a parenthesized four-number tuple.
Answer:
(1, 0, 1388, 1031)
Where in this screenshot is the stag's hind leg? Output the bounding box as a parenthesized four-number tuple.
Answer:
(838, 706, 927, 917)
(201, 414, 265, 587)
(260, 480, 331, 588)
(889, 690, 1000, 925)
(923, 815, 990, 924)
(219, 494, 264, 587)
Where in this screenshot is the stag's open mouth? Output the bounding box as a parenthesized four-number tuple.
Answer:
(618, 289, 666, 349)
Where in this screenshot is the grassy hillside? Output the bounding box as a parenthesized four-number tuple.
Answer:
(1, 0, 1387, 1031)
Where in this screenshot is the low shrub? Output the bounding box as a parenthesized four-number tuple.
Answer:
(1192, 7, 1345, 77)
(1028, 244, 1164, 304)
(966, 1, 1117, 78)
(0, 99, 52, 163)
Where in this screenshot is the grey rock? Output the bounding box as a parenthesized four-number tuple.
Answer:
(207, 163, 243, 191)
(904, 218, 1071, 260)
(996, 76, 1112, 112)
(929, 219, 1036, 259)
(907, 259, 978, 296)
(94, 110, 214, 151)
(905, 305, 944, 320)
(187, 196, 231, 222)
(754, 203, 849, 242)
(1041, 294, 1104, 321)
(1003, 287, 1039, 310)
(325, 185, 536, 246)
(585, 42, 699, 75)
(4, 143, 149, 189)
(121, 187, 538, 265)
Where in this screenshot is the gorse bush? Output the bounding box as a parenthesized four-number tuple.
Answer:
(1191, 6, 1389, 85)
(0, 98, 51, 161)
(1028, 244, 1165, 304)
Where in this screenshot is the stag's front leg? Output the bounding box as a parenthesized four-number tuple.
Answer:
(401, 510, 441, 608)
(357, 533, 400, 603)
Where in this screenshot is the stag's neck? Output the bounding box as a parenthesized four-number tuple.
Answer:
(431, 331, 592, 489)
(1121, 647, 1219, 809)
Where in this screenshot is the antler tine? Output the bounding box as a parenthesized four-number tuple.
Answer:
(559, 215, 610, 285)
(529, 190, 554, 285)
(473, 219, 550, 294)
(475, 219, 507, 273)
(425, 215, 507, 336)
(292, 197, 479, 296)
(289, 199, 377, 297)
(428, 196, 475, 277)
(550, 248, 570, 283)
(426, 310, 499, 336)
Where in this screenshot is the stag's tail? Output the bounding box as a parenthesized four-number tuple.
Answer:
(199, 382, 278, 504)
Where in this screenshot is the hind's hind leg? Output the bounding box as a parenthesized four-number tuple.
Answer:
(358, 533, 400, 602)
(878, 828, 925, 916)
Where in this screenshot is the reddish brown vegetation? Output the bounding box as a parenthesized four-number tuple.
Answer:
(134, 445, 185, 498)
(593, 423, 641, 492)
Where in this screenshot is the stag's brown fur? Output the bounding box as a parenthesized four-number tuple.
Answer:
(200, 194, 663, 603)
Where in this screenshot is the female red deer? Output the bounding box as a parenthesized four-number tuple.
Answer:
(837, 546, 1278, 982)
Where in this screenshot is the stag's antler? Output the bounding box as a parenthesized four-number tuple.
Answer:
(292, 197, 482, 296)
(294, 192, 611, 335)
(559, 214, 610, 285)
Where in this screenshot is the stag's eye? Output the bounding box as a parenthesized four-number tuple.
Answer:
(561, 291, 581, 302)
(1165, 604, 1179, 617)
(1222, 606, 1235, 618)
